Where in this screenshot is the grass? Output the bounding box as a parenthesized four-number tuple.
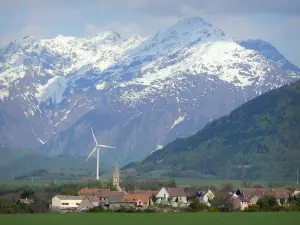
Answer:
(169, 178, 270, 188)
(0, 180, 73, 188)
(0, 178, 234, 189)
(174, 178, 245, 187)
(1, 213, 300, 225)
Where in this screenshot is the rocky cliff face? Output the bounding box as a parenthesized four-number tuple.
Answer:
(0, 17, 299, 164)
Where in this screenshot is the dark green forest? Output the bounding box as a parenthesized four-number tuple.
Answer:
(123, 80, 300, 181)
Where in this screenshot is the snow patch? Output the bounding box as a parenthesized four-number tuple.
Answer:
(149, 145, 164, 155)
(170, 113, 187, 131)
(96, 81, 107, 90)
(35, 76, 68, 104)
(0, 90, 9, 100)
(156, 145, 163, 150)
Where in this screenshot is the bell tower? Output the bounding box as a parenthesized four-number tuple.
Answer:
(112, 160, 120, 190)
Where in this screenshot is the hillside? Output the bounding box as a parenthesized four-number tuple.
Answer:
(123, 80, 300, 181)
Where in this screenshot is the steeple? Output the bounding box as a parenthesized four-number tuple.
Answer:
(112, 160, 120, 190)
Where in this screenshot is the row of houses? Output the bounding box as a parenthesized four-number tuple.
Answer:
(231, 187, 300, 210)
(50, 186, 300, 212)
(50, 186, 215, 212)
(51, 189, 154, 212)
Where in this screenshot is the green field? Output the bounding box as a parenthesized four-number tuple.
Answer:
(173, 178, 266, 187)
(1, 213, 299, 225)
(1, 178, 297, 189)
(0, 178, 259, 189)
(0, 180, 82, 188)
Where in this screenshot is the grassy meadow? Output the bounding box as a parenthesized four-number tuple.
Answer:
(1, 178, 297, 189)
(1, 212, 300, 225)
(0, 178, 257, 189)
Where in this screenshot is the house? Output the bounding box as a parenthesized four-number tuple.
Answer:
(77, 196, 100, 211)
(286, 188, 300, 196)
(51, 195, 85, 212)
(236, 188, 290, 206)
(78, 188, 125, 202)
(186, 188, 215, 206)
(156, 187, 188, 207)
(127, 190, 157, 204)
(103, 194, 124, 210)
(122, 194, 151, 209)
(248, 195, 260, 205)
(17, 198, 34, 205)
(232, 196, 249, 211)
(100, 190, 125, 202)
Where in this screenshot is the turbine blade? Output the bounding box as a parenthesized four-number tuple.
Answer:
(91, 127, 98, 145)
(86, 146, 97, 162)
(97, 144, 116, 149)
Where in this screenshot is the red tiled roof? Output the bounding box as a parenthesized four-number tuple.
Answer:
(167, 188, 186, 197)
(78, 188, 102, 196)
(78, 188, 125, 198)
(127, 190, 157, 196)
(238, 188, 290, 200)
(122, 194, 150, 204)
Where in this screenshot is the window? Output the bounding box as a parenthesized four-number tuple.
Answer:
(62, 203, 69, 205)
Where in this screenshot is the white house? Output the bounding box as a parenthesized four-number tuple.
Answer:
(186, 188, 215, 207)
(156, 187, 188, 207)
(286, 188, 300, 197)
(77, 196, 100, 211)
(231, 195, 249, 211)
(51, 195, 85, 212)
(197, 189, 215, 206)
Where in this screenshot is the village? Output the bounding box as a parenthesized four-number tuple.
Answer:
(46, 162, 300, 213)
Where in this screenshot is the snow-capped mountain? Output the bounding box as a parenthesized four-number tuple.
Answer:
(0, 17, 299, 164)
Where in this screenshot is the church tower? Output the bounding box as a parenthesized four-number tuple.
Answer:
(112, 160, 120, 190)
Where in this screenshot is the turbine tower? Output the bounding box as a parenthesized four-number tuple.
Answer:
(86, 127, 116, 180)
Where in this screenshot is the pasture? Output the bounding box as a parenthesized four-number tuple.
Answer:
(1, 212, 300, 225)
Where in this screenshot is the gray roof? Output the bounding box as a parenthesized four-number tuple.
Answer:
(55, 195, 85, 200)
(107, 195, 123, 203)
(167, 188, 186, 197)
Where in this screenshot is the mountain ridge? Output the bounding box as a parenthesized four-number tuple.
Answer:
(0, 16, 299, 164)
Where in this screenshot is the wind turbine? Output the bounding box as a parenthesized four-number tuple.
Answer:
(86, 127, 116, 180)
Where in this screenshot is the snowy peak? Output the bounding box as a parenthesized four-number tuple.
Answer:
(156, 17, 225, 43)
(134, 17, 227, 57)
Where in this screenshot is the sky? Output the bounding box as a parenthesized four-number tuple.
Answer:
(0, 0, 299, 66)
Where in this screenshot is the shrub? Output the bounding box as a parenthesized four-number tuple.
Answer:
(208, 207, 220, 212)
(86, 206, 105, 212)
(189, 199, 209, 212)
(244, 205, 260, 212)
(143, 207, 156, 213)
